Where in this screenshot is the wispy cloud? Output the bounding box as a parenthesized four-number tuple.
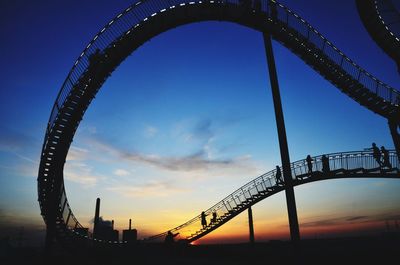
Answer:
(301, 213, 400, 228)
(87, 137, 257, 175)
(108, 180, 189, 198)
(113, 169, 130, 176)
(0, 126, 33, 153)
(144, 126, 158, 138)
(0, 126, 39, 164)
(66, 146, 89, 161)
(64, 162, 100, 187)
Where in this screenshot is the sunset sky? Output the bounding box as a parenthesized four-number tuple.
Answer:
(1, 0, 400, 246)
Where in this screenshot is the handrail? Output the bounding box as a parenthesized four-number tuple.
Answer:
(144, 149, 399, 242)
(270, 0, 399, 106)
(43, 0, 399, 141)
(38, 0, 400, 245)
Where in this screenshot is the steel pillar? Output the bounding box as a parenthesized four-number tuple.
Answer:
(45, 215, 56, 252)
(263, 33, 300, 242)
(248, 207, 255, 244)
(389, 119, 400, 162)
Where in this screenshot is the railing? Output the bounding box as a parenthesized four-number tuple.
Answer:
(40, 0, 400, 243)
(44, 0, 400, 140)
(375, 0, 400, 41)
(270, 0, 400, 105)
(144, 150, 399, 242)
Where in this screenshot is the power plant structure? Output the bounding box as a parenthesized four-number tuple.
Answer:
(92, 198, 119, 242)
(122, 219, 138, 243)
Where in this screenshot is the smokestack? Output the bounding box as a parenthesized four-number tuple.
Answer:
(93, 198, 100, 237)
(112, 220, 114, 230)
(129, 219, 131, 230)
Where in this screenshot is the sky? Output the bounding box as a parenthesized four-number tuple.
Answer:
(1, 0, 400, 247)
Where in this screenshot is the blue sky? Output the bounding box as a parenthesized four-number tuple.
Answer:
(1, 0, 400, 246)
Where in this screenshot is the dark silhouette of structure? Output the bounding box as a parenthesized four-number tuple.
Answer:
(248, 207, 255, 244)
(356, 0, 400, 162)
(93, 198, 101, 238)
(122, 219, 137, 243)
(37, 0, 400, 249)
(92, 198, 119, 242)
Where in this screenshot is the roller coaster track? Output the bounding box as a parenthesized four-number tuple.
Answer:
(356, 0, 400, 69)
(38, 0, 400, 247)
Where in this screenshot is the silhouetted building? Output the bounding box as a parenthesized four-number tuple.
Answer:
(92, 198, 119, 242)
(122, 219, 137, 242)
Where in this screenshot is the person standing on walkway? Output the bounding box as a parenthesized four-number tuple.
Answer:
(371, 142, 382, 167)
(306, 155, 313, 173)
(321, 155, 330, 174)
(381, 146, 392, 169)
(275, 166, 283, 184)
(201, 211, 208, 229)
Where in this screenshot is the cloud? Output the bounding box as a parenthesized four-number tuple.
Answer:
(113, 169, 130, 176)
(144, 126, 158, 138)
(108, 180, 189, 198)
(87, 137, 257, 175)
(0, 126, 38, 165)
(191, 119, 213, 142)
(0, 126, 34, 153)
(301, 213, 400, 228)
(346, 216, 368, 221)
(64, 162, 99, 186)
(66, 146, 89, 161)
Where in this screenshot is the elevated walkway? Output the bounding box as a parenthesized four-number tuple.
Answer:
(37, 0, 400, 247)
(145, 150, 399, 243)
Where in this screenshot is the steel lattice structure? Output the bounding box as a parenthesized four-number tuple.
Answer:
(38, 0, 400, 247)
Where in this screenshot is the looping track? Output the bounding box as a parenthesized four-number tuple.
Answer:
(38, 0, 400, 247)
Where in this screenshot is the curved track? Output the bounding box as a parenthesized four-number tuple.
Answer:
(38, 0, 400, 247)
(356, 0, 400, 69)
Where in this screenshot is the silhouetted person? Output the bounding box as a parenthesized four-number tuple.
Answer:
(381, 146, 392, 169)
(210, 211, 217, 224)
(275, 166, 283, 184)
(201, 211, 208, 228)
(165, 230, 179, 245)
(306, 155, 313, 173)
(321, 155, 330, 174)
(371, 142, 382, 167)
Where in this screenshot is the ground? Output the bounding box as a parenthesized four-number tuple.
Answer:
(1, 234, 399, 265)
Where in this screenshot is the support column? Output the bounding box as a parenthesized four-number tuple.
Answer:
(263, 33, 300, 242)
(248, 207, 255, 244)
(389, 118, 400, 161)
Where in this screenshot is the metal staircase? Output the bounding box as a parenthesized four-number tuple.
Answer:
(37, 0, 400, 247)
(145, 150, 399, 243)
